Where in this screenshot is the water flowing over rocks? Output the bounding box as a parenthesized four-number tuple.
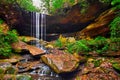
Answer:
(41, 49, 85, 74)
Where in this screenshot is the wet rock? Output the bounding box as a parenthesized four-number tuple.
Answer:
(41, 49, 83, 73)
(16, 61, 39, 72)
(0, 62, 12, 69)
(0, 62, 17, 74)
(11, 41, 45, 55)
(0, 54, 22, 64)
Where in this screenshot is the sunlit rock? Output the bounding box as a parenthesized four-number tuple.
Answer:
(11, 41, 45, 55)
(41, 49, 84, 73)
(76, 9, 117, 39)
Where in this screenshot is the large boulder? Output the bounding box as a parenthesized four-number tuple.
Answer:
(41, 49, 84, 73)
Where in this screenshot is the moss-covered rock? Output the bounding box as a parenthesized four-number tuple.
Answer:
(16, 74, 33, 80)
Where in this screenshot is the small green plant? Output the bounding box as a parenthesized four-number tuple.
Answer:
(93, 59, 102, 67)
(67, 39, 90, 53)
(55, 39, 63, 48)
(0, 18, 4, 24)
(0, 29, 18, 57)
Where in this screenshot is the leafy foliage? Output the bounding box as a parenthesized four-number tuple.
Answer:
(111, 0, 120, 10)
(0, 29, 18, 57)
(67, 39, 90, 53)
(54, 36, 111, 54)
(109, 16, 120, 38)
(49, 0, 75, 14)
(16, 0, 38, 12)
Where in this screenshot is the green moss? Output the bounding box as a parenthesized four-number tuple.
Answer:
(112, 63, 120, 71)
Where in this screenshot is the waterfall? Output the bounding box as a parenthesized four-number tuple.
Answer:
(40, 14, 46, 41)
(35, 12, 40, 47)
(31, 0, 47, 48)
(31, 12, 46, 48)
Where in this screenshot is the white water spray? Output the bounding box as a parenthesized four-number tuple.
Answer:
(35, 12, 40, 47)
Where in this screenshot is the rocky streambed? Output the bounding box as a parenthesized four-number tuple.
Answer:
(0, 40, 120, 80)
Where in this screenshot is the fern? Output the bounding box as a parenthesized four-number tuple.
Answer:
(109, 16, 120, 38)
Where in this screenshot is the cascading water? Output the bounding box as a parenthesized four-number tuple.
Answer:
(31, 0, 47, 48)
(29, 1, 62, 79)
(32, 13, 46, 48)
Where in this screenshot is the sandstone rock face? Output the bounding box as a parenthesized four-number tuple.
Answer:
(76, 9, 117, 39)
(41, 49, 82, 73)
(11, 41, 45, 55)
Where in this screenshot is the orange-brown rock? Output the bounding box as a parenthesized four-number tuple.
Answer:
(76, 9, 117, 39)
(11, 41, 45, 55)
(41, 49, 85, 73)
